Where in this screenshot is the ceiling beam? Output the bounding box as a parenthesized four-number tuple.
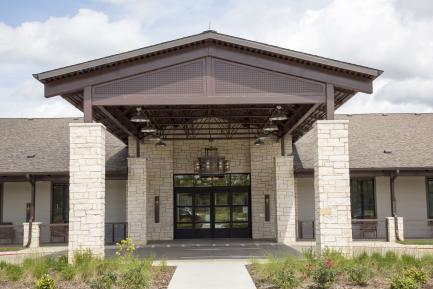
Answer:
(97, 106, 137, 138)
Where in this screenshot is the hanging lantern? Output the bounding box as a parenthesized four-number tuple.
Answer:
(195, 146, 230, 175)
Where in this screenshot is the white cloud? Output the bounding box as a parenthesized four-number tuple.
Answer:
(0, 8, 147, 117)
(1, 0, 433, 117)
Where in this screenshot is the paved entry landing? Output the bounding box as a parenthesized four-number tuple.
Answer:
(167, 260, 256, 289)
(108, 239, 298, 260)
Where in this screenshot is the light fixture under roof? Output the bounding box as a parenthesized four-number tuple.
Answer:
(130, 107, 150, 123)
(269, 106, 288, 121)
(141, 122, 157, 133)
(254, 138, 265, 146)
(155, 140, 167, 147)
(263, 122, 279, 132)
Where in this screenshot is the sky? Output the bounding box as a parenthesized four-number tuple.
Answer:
(0, 0, 433, 117)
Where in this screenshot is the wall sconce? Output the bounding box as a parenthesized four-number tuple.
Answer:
(154, 196, 160, 223)
(265, 194, 270, 222)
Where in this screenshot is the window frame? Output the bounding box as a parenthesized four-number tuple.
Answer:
(426, 178, 433, 219)
(51, 182, 69, 224)
(350, 177, 377, 219)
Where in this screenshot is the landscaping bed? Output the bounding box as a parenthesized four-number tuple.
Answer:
(247, 250, 433, 289)
(0, 239, 175, 289)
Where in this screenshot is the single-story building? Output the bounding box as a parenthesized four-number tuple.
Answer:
(0, 31, 432, 260)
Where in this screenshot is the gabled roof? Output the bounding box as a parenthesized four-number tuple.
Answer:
(33, 30, 382, 83)
(0, 118, 127, 175)
(1, 114, 433, 176)
(294, 113, 433, 171)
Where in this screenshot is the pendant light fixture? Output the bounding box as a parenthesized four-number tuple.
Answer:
(254, 138, 265, 146)
(263, 122, 279, 132)
(130, 107, 150, 123)
(155, 140, 167, 147)
(269, 105, 288, 121)
(141, 122, 157, 133)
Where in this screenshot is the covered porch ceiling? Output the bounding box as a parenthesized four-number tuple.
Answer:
(34, 31, 382, 143)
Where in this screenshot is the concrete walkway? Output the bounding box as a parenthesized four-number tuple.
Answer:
(167, 260, 256, 289)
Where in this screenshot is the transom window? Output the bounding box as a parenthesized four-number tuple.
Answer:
(427, 179, 433, 219)
(350, 178, 376, 219)
(51, 183, 69, 223)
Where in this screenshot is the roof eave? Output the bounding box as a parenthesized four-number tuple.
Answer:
(33, 31, 382, 83)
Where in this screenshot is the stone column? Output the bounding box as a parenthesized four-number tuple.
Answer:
(274, 155, 296, 244)
(23, 222, 41, 248)
(396, 217, 404, 241)
(386, 217, 396, 242)
(127, 157, 147, 245)
(313, 120, 352, 255)
(68, 123, 106, 262)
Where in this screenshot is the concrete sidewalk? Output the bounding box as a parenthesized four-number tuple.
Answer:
(167, 260, 256, 289)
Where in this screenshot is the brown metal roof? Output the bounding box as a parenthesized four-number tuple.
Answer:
(33, 30, 382, 83)
(0, 118, 127, 175)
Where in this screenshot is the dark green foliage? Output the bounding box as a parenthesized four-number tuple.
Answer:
(311, 258, 337, 289)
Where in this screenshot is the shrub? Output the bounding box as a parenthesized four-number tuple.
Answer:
(311, 258, 337, 289)
(271, 267, 299, 289)
(346, 263, 372, 286)
(35, 274, 56, 289)
(59, 265, 76, 281)
(116, 238, 136, 260)
(389, 275, 419, 289)
(90, 271, 118, 289)
(1, 263, 24, 281)
(118, 262, 150, 289)
(404, 267, 428, 286)
(23, 258, 50, 278)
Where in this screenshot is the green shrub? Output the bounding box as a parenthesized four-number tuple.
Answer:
(404, 267, 428, 285)
(271, 267, 299, 289)
(389, 275, 419, 289)
(116, 238, 136, 260)
(118, 262, 150, 289)
(74, 249, 94, 266)
(2, 263, 23, 281)
(59, 265, 76, 281)
(23, 258, 50, 278)
(90, 272, 118, 289)
(35, 274, 56, 289)
(346, 263, 372, 286)
(311, 258, 337, 289)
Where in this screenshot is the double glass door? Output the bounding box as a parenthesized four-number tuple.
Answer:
(174, 176, 251, 239)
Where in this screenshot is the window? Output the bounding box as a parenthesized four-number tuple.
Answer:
(51, 183, 69, 223)
(427, 179, 433, 219)
(350, 178, 376, 219)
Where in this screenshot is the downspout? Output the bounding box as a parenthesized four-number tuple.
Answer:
(390, 170, 402, 241)
(25, 174, 36, 248)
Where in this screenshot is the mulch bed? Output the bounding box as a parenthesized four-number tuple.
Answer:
(0, 266, 176, 289)
(246, 265, 433, 289)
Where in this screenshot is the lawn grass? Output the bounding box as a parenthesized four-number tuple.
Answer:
(0, 246, 24, 252)
(399, 239, 433, 245)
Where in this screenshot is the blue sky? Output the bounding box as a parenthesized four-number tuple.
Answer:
(0, 0, 433, 117)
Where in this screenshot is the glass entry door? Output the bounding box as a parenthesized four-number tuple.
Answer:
(174, 174, 251, 239)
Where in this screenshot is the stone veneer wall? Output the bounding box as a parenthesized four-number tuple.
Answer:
(127, 157, 147, 244)
(250, 140, 281, 239)
(128, 136, 295, 241)
(313, 120, 352, 255)
(173, 139, 251, 174)
(275, 156, 296, 244)
(69, 123, 105, 262)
